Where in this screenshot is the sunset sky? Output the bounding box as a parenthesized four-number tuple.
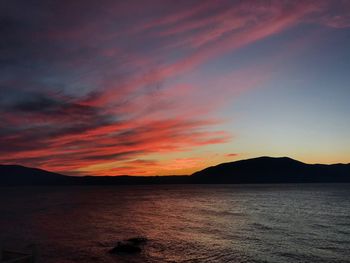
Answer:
(1, 0, 349, 176)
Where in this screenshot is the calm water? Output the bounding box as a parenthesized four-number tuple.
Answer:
(0, 184, 349, 263)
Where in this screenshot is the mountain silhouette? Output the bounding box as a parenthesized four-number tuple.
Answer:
(192, 156, 350, 183)
(1, 157, 349, 185)
(0, 164, 70, 185)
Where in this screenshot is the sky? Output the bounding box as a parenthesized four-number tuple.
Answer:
(0, 0, 349, 176)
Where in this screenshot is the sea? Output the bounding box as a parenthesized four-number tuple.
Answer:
(0, 184, 349, 263)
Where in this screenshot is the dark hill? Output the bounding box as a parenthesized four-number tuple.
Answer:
(0, 164, 71, 185)
(191, 156, 350, 183)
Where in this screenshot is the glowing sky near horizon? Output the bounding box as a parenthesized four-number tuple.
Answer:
(0, 0, 349, 176)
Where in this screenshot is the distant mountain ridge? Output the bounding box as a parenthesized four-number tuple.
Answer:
(1, 157, 349, 185)
(0, 164, 189, 185)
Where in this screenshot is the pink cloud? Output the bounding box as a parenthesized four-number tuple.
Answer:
(225, 153, 239, 158)
(1, 0, 348, 175)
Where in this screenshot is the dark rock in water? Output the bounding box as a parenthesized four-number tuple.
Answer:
(109, 241, 141, 254)
(109, 237, 148, 255)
